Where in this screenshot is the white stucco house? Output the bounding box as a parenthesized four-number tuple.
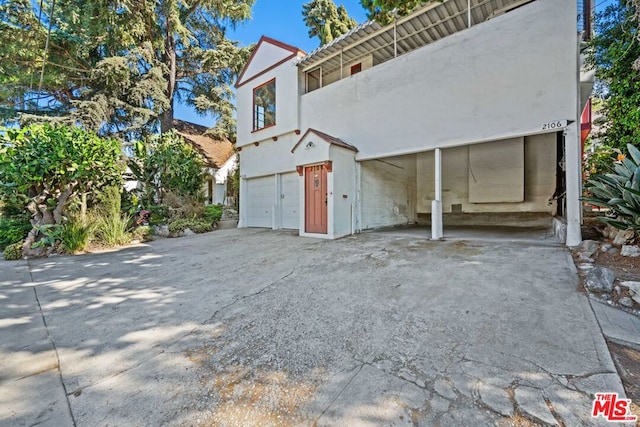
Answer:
(235, 0, 593, 246)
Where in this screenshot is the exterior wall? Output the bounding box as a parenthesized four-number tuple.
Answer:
(330, 146, 357, 237)
(416, 134, 557, 214)
(299, 0, 577, 160)
(241, 43, 294, 84)
(360, 154, 417, 230)
(214, 154, 237, 184)
(240, 133, 298, 178)
(237, 59, 300, 148)
(321, 54, 374, 87)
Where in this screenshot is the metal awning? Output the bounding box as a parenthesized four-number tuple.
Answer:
(296, 0, 536, 76)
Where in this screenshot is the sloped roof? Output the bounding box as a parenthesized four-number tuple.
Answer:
(292, 128, 358, 153)
(235, 36, 306, 88)
(173, 119, 235, 169)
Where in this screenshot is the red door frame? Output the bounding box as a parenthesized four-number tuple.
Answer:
(304, 165, 328, 234)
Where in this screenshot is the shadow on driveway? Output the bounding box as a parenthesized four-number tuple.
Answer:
(0, 229, 628, 426)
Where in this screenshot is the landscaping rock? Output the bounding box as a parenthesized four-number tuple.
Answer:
(578, 240, 600, 258)
(621, 281, 640, 305)
(621, 245, 640, 257)
(584, 267, 616, 293)
(613, 229, 634, 246)
(619, 297, 634, 308)
(183, 228, 195, 236)
(578, 253, 594, 263)
(153, 224, 169, 237)
(600, 243, 613, 252)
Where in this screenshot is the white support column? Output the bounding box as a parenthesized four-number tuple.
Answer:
(273, 173, 281, 230)
(238, 175, 247, 228)
(565, 122, 582, 246)
(431, 148, 443, 240)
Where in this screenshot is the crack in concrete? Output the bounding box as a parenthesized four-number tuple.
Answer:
(543, 395, 566, 427)
(315, 363, 365, 424)
(29, 260, 77, 427)
(205, 266, 297, 324)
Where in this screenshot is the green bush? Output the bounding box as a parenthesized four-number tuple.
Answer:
(584, 143, 640, 231)
(32, 224, 63, 250)
(148, 205, 169, 225)
(168, 218, 212, 236)
(61, 218, 93, 253)
(3, 241, 23, 260)
(131, 225, 153, 242)
(93, 213, 131, 247)
(0, 216, 31, 250)
(203, 204, 223, 225)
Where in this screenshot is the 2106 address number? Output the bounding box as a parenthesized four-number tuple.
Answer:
(541, 121, 563, 131)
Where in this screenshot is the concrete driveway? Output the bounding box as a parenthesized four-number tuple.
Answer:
(0, 229, 628, 426)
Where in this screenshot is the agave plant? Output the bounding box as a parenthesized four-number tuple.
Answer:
(583, 143, 640, 231)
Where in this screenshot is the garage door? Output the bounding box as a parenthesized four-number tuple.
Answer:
(246, 176, 275, 228)
(280, 173, 299, 229)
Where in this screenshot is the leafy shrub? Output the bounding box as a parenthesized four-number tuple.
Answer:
(90, 186, 132, 247)
(61, 218, 93, 253)
(203, 204, 223, 225)
(163, 191, 204, 221)
(168, 218, 212, 236)
(584, 143, 640, 232)
(0, 216, 31, 250)
(131, 225, 152, 242)
(92, 213, 131, 247)
(32, 224, 64, 250)
(3, 241, 23, 260)
(148, 205, 169, 225)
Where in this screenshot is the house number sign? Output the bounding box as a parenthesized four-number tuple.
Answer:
(541, 120, 568, 131)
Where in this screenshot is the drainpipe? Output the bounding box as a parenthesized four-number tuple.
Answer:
(431, 148, 443, 240)
(467, 0, 472, 28)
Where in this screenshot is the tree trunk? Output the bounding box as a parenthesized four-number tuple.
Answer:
(160, 27, 177, 133)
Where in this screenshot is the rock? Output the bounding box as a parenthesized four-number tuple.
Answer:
(578, 253, 594, 263)
(622, 281, 640, 305)
(153, 224, 169, 237)
(578, 263, 595, 270)
(621, 245, 640, 257)
(619, 297, 634, 308)
(613, 229, 635, 246)
(183, 228, 195, 236)
(614, 286, 621, 295)
(600, 243, 613, 252)
(584, 267, 616, 293)
(578, 240, 600, 257)
(607, 246, 619, 254)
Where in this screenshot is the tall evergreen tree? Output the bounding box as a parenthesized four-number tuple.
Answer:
(360, 0, 431, 25)
(0, 0, 254, 140)
(302, 0, 357, 45)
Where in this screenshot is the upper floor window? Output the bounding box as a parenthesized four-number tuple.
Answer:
(253, 79, 276, 131)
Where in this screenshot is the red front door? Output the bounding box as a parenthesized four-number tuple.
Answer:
(305, 165, 327, 234)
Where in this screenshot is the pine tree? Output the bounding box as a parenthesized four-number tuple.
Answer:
(0, 0, 254, 140)
(360, 0, 430, 25)
(303, 0, 357, 45)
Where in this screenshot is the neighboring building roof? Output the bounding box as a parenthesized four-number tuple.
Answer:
(235, 36, 306, 88)
(296, 0, 534, 74)
(292, 128, 358, 153)
(173, 119, 235, 169)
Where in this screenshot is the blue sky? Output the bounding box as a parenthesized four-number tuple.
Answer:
(174, 0, 617, 127)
